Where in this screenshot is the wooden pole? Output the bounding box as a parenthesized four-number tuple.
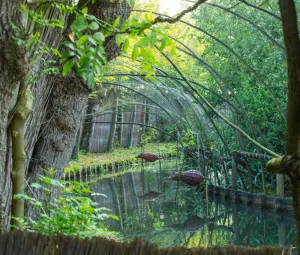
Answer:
(276, 175, 285, 198)
(231, 151, 238, 190)
(260, 160, 267, 195)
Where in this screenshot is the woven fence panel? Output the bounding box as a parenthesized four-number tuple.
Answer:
(89, 105, 113, 152)
(0, 231, 291, 255)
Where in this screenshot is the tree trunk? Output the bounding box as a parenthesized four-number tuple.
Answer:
(26, 74, 89, 218)
(24, 0, 131, 218)
(11, 86, 33, 227)
(279, 0, 300, 248)
(0, 0, 29, 230)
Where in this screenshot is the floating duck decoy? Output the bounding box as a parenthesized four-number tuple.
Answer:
(137, 191, 163, 201)
(137, 152, 160, 162)
(169, 215, 208, 232)
(165, 170, 209, 186)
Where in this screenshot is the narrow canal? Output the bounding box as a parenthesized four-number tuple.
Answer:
(91, 159, 296, 249)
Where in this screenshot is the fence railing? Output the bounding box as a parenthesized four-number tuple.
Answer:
(0, 231, 291, 255)
(183, 148, 287, 198)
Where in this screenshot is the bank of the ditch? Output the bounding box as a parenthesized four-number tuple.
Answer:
(64, 143, 178, 181)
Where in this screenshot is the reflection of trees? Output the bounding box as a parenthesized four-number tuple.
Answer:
(91, 165, 297, 248)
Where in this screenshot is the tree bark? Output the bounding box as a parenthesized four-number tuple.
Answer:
(11, 86, 33, 227)
(279, 0, 300, 248)
(26, 74, 89, 218)
(25, 0, 131, 218)
(0, 0, 28, 230)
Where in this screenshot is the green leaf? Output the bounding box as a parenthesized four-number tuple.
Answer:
(138, 37, 150, 47)
(63, 60, 74, 76)
(88, 36, 97, 45)
(128, 0, 135, 8)
(112, 16, 120, 28)
(71, 15, 88, 32)
(94, 32, 105, 42)
(78, 55, 90, 70)
(115, 34, 122, 46)
(89, 21, 99, 30)
(63, 41, 75, 50)
(43, 177, 51, 184)
(132, 46, 140, 61)
(60, 51, 75, 61)
(160, 37, 166, 51)
(141, 63, 152, 74)
(108, 214, 119, 221)
(150, 30, 157, 46)
(122, 38, 130, 53)
(76, 35, 89, 47)
(31, 183, 42, 189)
(87, 72, 95, 87)
(145, 67, 155, 79)
(171, 42, 177, 54)
(14, 194, 31, 200)
(50, 179, 64, 187)
(82, 7, 88, 14)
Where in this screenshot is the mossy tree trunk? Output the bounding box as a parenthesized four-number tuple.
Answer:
(11, 85, 33, 227)
(0, 0, 29, 230)
(267, 0, 300, 249)
(280, 0, 300, 248)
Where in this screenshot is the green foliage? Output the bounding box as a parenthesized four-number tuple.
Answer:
(116, 12, 176, 79)
(12, 172, 119, 239)
(180, 129, 196, 149)
(61, 10, 107, 86)
(140, 125, 159, 148)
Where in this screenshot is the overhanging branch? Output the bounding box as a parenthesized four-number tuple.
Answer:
(153, 0, 207, 24)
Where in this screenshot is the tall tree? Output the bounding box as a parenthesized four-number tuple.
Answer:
(0, 0, 132, 228)
(0, 0, 30, 230)
(267, 0, 300, 249)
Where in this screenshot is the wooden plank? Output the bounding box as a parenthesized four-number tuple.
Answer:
(0, 231, 292, 254)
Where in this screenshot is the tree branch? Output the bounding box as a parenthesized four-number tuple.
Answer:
(153, 0, 207, 24)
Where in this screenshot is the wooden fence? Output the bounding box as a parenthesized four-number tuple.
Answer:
(85, 95, 167, 153)
(0, 231, 291, 255)
(185, 149, 287, 199)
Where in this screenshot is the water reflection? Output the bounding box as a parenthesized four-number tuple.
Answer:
(91, 160, 296, 249)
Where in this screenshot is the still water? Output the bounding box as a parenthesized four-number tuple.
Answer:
(91, 160, 296, 249)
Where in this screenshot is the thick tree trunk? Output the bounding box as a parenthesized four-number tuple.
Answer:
(0, 0, 28, 230)
(26, 74, 89, 218)
(25, 0, 131, 218)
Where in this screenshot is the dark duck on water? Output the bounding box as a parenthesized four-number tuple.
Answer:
(165, 170, 209, 186)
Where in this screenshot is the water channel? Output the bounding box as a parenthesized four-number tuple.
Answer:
(91, 159, 296, 249)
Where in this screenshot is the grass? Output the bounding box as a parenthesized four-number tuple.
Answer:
(65, 142, 177, 174)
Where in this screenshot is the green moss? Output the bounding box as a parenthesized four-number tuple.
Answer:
(65, 142, 177, 174)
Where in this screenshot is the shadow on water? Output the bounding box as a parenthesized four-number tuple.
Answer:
(90, 159, 296, 249)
